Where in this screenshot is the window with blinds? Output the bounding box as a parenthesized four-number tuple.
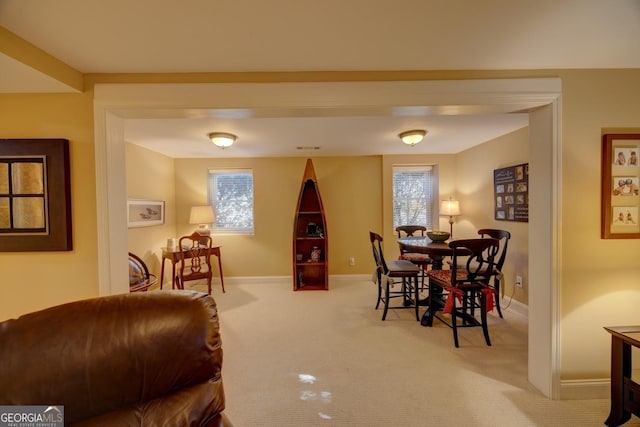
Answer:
(392, 165, 436, 229)
(207, 169, 254, 234)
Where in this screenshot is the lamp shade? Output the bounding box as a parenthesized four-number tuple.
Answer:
(208, 132, 236, 148)
(398, 129, 427, 146)
(440, 199, 460, 216)
(189, 205, 215, 225)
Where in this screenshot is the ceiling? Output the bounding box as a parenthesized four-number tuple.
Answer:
(1, 0, 639, 157)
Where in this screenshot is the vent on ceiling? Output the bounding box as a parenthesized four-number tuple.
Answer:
(296, 146, 321, 150)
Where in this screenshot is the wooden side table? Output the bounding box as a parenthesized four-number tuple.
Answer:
(604, 326, 640, 426)
(160, 246, 225, 293)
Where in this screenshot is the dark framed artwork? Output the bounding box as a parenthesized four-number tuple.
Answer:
(493, 163, 529, 222)
(0, 139, 72, 251)
(127, 199, 165, 228)
(601, 133, 640, 239)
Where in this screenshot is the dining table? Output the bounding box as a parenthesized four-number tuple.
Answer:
(397, 236, 454, 271)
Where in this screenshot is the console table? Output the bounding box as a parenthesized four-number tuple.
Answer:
(160, 246, 225, 293)
(605, 326, 640, 426)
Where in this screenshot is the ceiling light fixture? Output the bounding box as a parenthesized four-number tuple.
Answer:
(208, 132, 236, 148)
(398, 129, 427, 146)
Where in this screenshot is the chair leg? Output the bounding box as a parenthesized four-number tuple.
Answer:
(480, 292, 492, 346)
(425, 280, 435, 327)
(401, 278, 409, 306)
(207, 278, 212, 295)
(494, 277, 503, 318)
(375, 272, 382, 309)
(452, 297, 460, 348)
(413, 276, 420, 321)
(382, 281, 390, 321)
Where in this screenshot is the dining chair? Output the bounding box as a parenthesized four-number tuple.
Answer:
(477, 228, 511, 318)
(176, 232, 214, 294)
(369, 231, 421, 321)
(395, 225, 432, 289)
(426, 238, 499, 347)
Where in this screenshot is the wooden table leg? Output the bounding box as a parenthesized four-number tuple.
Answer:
(215, 250, 225, 293)
(171, 260, 177, 289)
(606, 336, 632, 426)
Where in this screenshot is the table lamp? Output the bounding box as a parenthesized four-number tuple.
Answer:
(440, 198, 461, 237)
(189, 205, 215, 237)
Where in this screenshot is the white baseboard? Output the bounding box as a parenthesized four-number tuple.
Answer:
(499, 296, 528, 318)
(221, 275, 290, 285)
(560, 378, 609, 400)
(220, 274, 374, 286)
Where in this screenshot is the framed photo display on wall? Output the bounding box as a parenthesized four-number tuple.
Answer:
(601, 133, 640, 239)
(494, 163, 529, 222)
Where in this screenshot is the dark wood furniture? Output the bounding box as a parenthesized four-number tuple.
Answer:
(604, 326, 640, 426)
(426, 238, 499, 347)
(369, 231, 420, 321)
(397, 236, 455, 270)
(478, 228, 511, 318)
(160, 243, 225, 293)
(395, 225, 432, 289)
(398, 235, 457, 325)
(293, 159, 328, 290)
(175, 232, 214, 294)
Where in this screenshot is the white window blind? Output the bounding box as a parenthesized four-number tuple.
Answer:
(207, 169, 254, 234)
(392, 165, 435, 229)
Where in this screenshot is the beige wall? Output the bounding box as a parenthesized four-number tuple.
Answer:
(172, 156, 382, 279)
(456, 127, 530, 305)
(126, 143, 176, 283)
(559, 69, 640, 380)
(2, 68, 640, 389)
(125, 129, 528, 301)
(0, 92, 98, 319)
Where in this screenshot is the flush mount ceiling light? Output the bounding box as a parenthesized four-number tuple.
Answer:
(208, 132, 236, 148)
(398, 129, 427, 146)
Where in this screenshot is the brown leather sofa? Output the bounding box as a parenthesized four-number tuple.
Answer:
(0, 290, 232, 426)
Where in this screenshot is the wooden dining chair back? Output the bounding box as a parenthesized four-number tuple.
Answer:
(477, 228, 511, 317)
(176, 232, 214, 294)
(395, 225, 427, 238)
(427, 238, 499, 347)
(395, 225, 432, 289)
(369, 231, 421, 321)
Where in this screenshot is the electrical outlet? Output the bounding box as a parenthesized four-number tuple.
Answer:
(349, 256, 356, 266)
(515, 275, 523, 288)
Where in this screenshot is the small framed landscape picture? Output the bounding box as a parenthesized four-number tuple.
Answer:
(601, 133, 640, 239)
(127, 199, 165, 228)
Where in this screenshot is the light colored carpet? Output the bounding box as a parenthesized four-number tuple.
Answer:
(188, 278, 637, 427)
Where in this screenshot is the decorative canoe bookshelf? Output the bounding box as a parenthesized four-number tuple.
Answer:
(293, 159, 328, 291)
